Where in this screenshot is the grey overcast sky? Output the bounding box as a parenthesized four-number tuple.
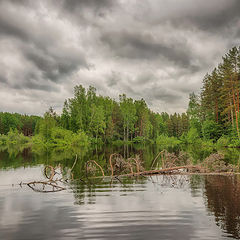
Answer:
(0, 0, 240, 115)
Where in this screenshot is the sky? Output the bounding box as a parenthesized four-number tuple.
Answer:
(0, 0, 240, 115)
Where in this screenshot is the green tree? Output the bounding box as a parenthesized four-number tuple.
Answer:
(187, 92, 202, 135)
(89, 105, 106, 141)
(119, 94, 136, 142)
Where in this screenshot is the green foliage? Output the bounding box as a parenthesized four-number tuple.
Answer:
(156, 135, 181, 147)
(216, 135, 230, 147)
(51, 127, 73, 146)
(38, 110, 57, 141)
(33, 127, 90, 148)
(186, 127, 199, 144)
(89, 105, 106, 140)
(167, 113, 189, 137)
(56, 85, 190, 144)
(0, 112, 41, 136)
(32, 134, 46, 146)
(120, 94, 137, 141)
(2, 47, 240, 149)
(227, 138, 240, 148)
(200, 46, 240, 138)
(0, 134, 7, 145)
(71, 130, 90, 147)
(202, 120, 221, 141)
(132, 136, 146, 143)
(0, 85, 192, 146)
(155, 114, 168, 136)
(4, 129, 30, 145)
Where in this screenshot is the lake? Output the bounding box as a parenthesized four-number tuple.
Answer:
(0, 144, 240, 239)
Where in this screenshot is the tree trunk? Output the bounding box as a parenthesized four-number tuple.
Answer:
(232, 88, 239, 138)
(237, 90, 240, 113)
(140, 118, 143, 136)
(127, 122, 129, 142)
(230, 96, 234, 127)
(215, 98, 218, 123)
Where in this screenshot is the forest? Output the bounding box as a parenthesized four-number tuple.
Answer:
(0, 46, 240, 149)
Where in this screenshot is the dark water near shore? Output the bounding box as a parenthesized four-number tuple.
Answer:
(0, 144, 240, 239)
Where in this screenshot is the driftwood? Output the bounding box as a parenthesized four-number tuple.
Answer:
(27, 181, 66, 193)
(24, 154, 78, 193)
(86, 160, 105, 177)
(90, 165, 202, 179)
(44, 165, 55, 181)
(109, 153, 144, 176)
(20, 151, 238, 193)
(118, 165, 202, 177)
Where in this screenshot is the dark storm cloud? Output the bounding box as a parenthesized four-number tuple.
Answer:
(149, 88, 182, 104)
(140, 0, 240, 32)
(105, 71, 182, 105)
(236, 29, 240, 38)
(101, 30, 199, 70)
(0, 7, 63, 50)
(182, 1, 240, 31)
(16, 80, 58, 92)
(56, 0, 119, 26)
(0, 75, 7, 83)
(107, 72, 120, 87)
(61, 0, 116, 12)
(0, 0, 239, 114)
(0, 0, 89, 94)
(137, 86, 181, 105)
(135, 72, 156, 85)
(23, 45, 87, 83)
(123, 75, 182, 105)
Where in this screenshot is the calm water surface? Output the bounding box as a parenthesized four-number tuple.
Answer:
(0, 145, 240, 240)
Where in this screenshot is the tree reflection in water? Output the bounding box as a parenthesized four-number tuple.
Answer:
(204, 175, 240, 239)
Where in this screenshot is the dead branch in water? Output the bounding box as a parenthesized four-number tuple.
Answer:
(25, 155, 80, 193)
(70, 154, 78, 172)
(21, 151, 238, 193)
(119, 165, 202, 177)
(44, 165, 55, 181)
(86, 160, 105, 177)
(91, 165, 202, 179)
(27, 181, 66, 193)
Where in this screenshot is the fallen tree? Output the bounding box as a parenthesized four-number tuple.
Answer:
(21, 151, 239, 193)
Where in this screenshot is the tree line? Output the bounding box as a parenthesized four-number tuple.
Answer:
(187, 46, 240, 146)
(48, 85, 190, 144)
(1, 46, 240, 147)
(0, 112, 40, 136)
(0, 86, 190, 144)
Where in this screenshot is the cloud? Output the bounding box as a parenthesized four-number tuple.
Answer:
(61, 0, 116, 12)
(0, 0, 239, 114)
(101, 30, 197, 69)
(0, 0, 89, 96)
(133, 0, 240, 32)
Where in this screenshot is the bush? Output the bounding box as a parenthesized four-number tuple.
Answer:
(32, 127, 90, 148)
(71, 131, 90, 147)
(201, 153, 237, 172)
(0, 134, 7, 145)
(216, 135, 230, 147)
(132, 136, 145, 143)
(6, 128, 30, 145)
(112, 139, 124, 146)
(31, 135, 48, 152)
(51, 127, 73, 146)
(202, 120, 221, 142)
(186, 127, 199, 144)
(156, 135, 180, 147)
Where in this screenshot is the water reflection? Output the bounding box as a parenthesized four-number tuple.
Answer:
(0, 168, 225, 240)
(1, 145, 240, 239)
(204, 175, 240, 239)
